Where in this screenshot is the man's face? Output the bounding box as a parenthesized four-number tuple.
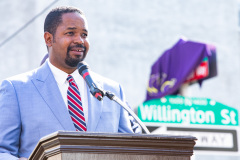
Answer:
(47, 12, 90, 73)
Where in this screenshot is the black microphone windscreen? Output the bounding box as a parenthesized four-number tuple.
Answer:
(77, 61, 89, 75)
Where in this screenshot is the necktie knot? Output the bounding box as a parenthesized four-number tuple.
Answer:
(67, 75, 78, 88)
(67, 75, 74, 83)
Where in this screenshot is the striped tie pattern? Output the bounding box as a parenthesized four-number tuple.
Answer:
(67, 75, 87, 131)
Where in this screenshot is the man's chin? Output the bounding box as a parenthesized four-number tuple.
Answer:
(73, 54, 86, 62)
(65, 60, 81, 68)
(65, 54, 86, 67)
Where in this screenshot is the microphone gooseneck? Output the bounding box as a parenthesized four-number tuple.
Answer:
(105, 91, 150, 134)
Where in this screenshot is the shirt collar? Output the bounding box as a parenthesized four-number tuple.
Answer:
(71, 69, 81, 81)
(47, 59, 76, 85)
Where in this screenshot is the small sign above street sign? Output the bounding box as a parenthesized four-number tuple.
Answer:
(185, 57, 209, 83)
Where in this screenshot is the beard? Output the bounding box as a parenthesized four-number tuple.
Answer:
(65, 44, 86, 67)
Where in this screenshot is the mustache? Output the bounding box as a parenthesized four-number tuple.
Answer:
(67, 44, 86, 51)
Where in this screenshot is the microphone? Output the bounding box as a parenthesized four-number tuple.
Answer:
(77, 61, 104, 101)
(77, 61, 150, 134)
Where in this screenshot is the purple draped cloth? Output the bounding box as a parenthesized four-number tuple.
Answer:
(146, 38, 217, 101)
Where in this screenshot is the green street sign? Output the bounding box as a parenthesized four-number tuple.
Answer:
(138, 96, 239, 126)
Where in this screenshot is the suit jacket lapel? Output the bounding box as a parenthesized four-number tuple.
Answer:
(87, 74, 103, 132)
(31, 63, 75, 131)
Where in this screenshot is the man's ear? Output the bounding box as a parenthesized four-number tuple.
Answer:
(44, 32, 53, 47)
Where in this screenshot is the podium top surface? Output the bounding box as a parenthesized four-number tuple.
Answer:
(29, 131, 197, 160)
(40, 131, 197, 141)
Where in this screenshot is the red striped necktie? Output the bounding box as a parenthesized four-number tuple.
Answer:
(67, 75, 87, 131)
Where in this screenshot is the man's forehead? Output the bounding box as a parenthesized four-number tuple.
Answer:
(60, 12, 88, 29)
(66, 27, 88, 33)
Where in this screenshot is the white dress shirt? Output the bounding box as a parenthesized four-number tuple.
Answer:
(47, 60, 89, 125)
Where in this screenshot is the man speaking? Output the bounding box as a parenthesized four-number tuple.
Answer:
(0, 6, 136, 160)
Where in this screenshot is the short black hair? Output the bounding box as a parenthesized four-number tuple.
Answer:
(44, 6, 84, 37)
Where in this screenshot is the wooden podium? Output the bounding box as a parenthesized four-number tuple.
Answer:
(28, 131, 196, 160)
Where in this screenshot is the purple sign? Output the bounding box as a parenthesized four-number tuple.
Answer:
(146, 38, 217, 101)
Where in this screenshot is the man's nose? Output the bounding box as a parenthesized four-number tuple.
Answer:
(74, 35, 84, 44)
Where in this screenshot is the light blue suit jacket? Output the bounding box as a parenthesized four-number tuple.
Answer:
(0, 62, 133, 159)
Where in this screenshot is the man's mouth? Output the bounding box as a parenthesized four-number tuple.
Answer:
(71, 48, 84, 52)
(69, 47, 85, 56)
(67, 44, 86, 59)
